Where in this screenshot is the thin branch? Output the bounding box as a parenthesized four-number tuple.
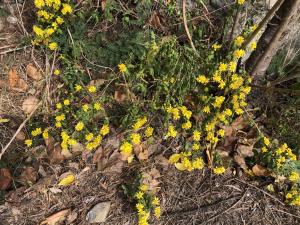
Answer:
(182, 0, 197, 52)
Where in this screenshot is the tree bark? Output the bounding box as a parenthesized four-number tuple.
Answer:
(245, 0, 300, 77)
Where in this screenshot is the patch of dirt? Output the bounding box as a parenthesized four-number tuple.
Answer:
(1, 164, 300, 225)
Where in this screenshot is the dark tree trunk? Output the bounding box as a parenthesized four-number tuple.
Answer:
(245, 0, 300, 77)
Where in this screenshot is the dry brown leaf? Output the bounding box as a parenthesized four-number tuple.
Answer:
(61, 148, 73, 159)
(22, 96, 39, 114)
(8, 68, 28, 92)
(48, 144, 65, 164)
(252, 164, 268, 177)
(0, 168, 12, 190)
(149, 11, 164, 30)
(236, 144, 254, 158)
(97, 150, 124, 174)
(234, 155, 247, 170)
(101, 0, 106, 11)
(26, 63, 42, 80)
(86, 202, 111, 223)
(154, 154, 169, 169)
(114, 90, 126, 103)
(19, 167, 38, 186)
(15, 130, 26, 141)
(71, 142, 85, 154)
(134, 143, 149, 161)
(223, 116, 249, 137)
(40, 209, 70, 225)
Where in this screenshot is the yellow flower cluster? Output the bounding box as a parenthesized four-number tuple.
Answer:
(120, 117, 154, 163)
(261, 138, 297, 168)
(32, 0, 73, 50)
(286, 189, 300, 206)
(213, 166, 226, 174)
(169, 153, 204, 172)
(134, 182, 160, 225)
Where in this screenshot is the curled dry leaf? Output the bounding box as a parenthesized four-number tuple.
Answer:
(26, 63, 42, 80)
(223, 116, 249, 137)
(134, 143, 149, 161)
(58, 173, 75, 186)
(22, 96, 39, 114)
(40, 209, 70, 225)
(96, 149, 124, 174)
(0, 168, 12, 190)
(114, 90, 127, 103)
(8, 68, 28, 92)
(48, 143, 65, 164)
(252, 164, 268, 177)
(154, 154, 169, 169)
(19, 167, 38, 186)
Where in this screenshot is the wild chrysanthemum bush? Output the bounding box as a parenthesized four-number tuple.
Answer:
(25, 84, 109, 154)
(32, 0, 73, 50)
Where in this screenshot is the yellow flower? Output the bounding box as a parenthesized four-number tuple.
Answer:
(61, 3, 72, 15)
(171, 108, 180, 120)
(85, 133, 94, 141)
(88, 85, 96, 93)
(237, 0, 245, 5)
(192, 158, 204, 170)
(212, 96, 225, 108)
(133, 117, 147, 131)
(192, 143, 200, 151)
(144, 126, 154, 137)
(100, 124, 110, 136)
(75, 84, 82, 92)
(56, 16, 64, 24)
(55, 122, 62, 128)
(54, 69, 60, 75)
(48, 42, 58, 50)
(217, 129, 225, 137)
(63, 99, 70, 106)
(94, 103, 101, 110)
(261, 147, 268, 153)
(213, 166, 226, 174)
(228, 61, 237, 72)
(182, 121, 192, 130)
(169, 154, 181, 164)
(42, 129, 49, 139)
(82, 104, 89, 112)
(218, 63, 227, 72)
(263, 137, 270, 147)
(154, 206, 161, 218)
(55, 114, 65, 121)
(224, 109, 232, 116)
(136, 203, 144, 214)
(152, 197, 159, 206)
(250, 24, 257, 32)
(135, 191, 144, 199)
(34, 0, 45, 8)
(166, 125, 177, 138)
(193, 130, 201, 141)
(286, 193, 293, 199)
(33, 25, 44, 36)
(250, 42, 257, 51)
(203, 106, 210, 113)
(31, 127, 42, 136)
(75, 121, 84, 131)
(196, 75, 209, 84)
(120, 142, 133, 156)
(25, 139, 33, 147)
(56, 103, 62, 109)
(131, 133, 141, 145)
(212, 43, 222, 51)
(180, 106, 192, 119)
(289, 172, 299, 183)
(118, 63, 127, 73)
(233, 49, 246, 58)
(234, 36, 245, 47)
(139, 184, 148, 192)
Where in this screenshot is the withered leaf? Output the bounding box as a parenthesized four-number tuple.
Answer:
(26, 63, 42, 80)
(0, 168, 12, 190)
(22, 96, 39, 114)
(8, 68, 28, 92)
(252, 164, 268, 177)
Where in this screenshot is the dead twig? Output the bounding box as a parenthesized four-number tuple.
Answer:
(234, 178, 285, 205)
(200, 189, 248, 225)
(0, 100, 42, 159)
(182, 0, 197, 53)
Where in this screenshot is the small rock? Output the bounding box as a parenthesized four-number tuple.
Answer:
(6, 16, 18, 24)
(86, 201, 111, 223)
